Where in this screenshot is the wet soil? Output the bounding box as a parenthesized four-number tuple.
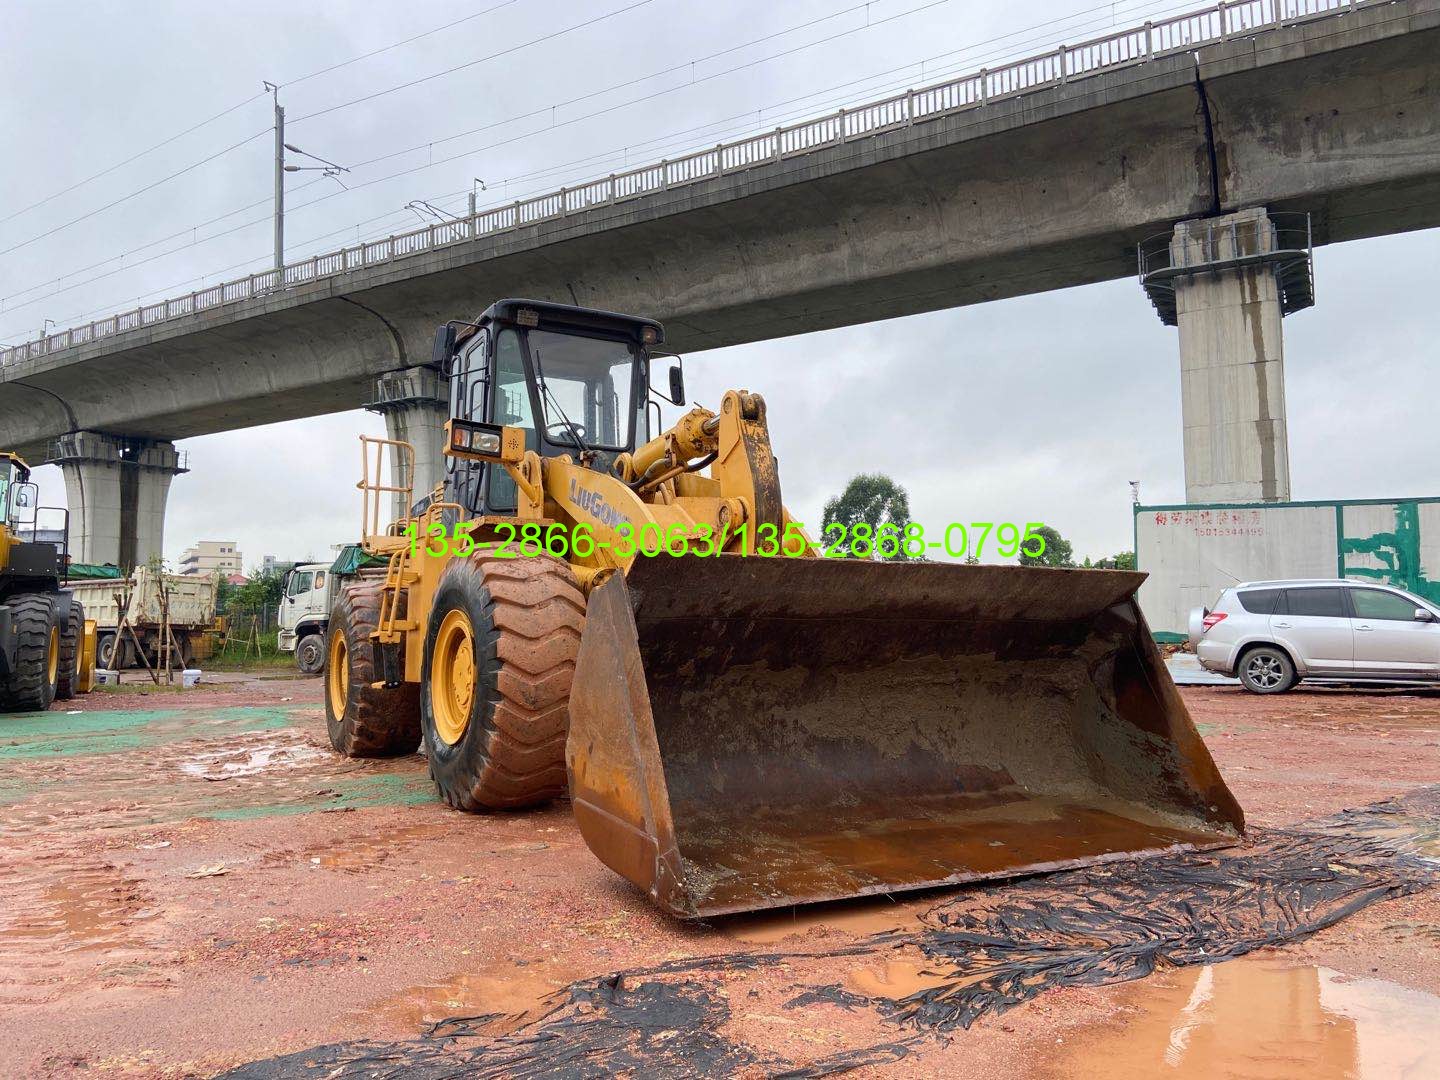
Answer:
(0, 678, 1436, 1077)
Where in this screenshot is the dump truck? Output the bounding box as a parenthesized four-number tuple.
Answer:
(278, 546, 387, 673)
(67, 567, 218, 670)
(1, 452, 96, 711)
(324, 299, 1244, 918)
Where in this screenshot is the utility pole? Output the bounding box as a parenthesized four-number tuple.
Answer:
(265, 81, 284, 271)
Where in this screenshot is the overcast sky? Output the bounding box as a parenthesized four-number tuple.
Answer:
(3, 0, 1436, 569)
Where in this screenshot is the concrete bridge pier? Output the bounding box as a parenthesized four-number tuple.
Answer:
(49, 432, 187, 570)
(1143, 207, 1315, 504)
(366, 368, 449, 521)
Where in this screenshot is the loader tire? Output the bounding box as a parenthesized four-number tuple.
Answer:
(1, 594, 60, 712)
(421, 554, 585, 811)
(56, 600, 83, 701)
(325, 579, 422, 757)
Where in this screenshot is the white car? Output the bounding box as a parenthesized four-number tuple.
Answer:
(1188, 578, 1440, 693)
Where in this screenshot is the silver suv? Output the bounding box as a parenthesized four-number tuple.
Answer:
(1188, 579, 1440, 693)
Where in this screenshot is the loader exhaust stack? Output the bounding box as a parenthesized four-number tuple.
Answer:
(568, 556, 1244, 918)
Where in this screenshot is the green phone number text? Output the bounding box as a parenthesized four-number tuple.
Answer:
(405, 521, 1047, 560)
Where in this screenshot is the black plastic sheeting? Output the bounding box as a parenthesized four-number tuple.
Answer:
(224, 788, 1440, 1079)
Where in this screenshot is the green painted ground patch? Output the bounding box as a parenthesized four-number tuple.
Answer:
(0, 706, 300, 761)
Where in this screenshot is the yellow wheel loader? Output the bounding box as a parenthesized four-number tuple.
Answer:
(1, 452, 97, 712)
(326, 299, 1243, 918)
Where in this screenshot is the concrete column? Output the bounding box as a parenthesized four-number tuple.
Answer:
(1169, 207, 1292, 503)
(49, 432, 187, 570)
(366, 368, 449, 521)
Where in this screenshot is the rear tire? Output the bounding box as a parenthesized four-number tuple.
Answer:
(1239, 645, 1295, 694)
(56, 600, 83, 700)
(421, 554, 585, 811)
(325, 579, 421, 757)
(1, 594, 60, 712)
(296, 632, 326, 675)
(96, 632, 119, 671)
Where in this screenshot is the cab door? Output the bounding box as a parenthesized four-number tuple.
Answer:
(1348, 587, 1440, 676)
(1272, 587, 1353, 673)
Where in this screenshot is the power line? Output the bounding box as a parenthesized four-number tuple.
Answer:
(282, 0, 523, 88)
(338, 0, 935, 176)
(0, 127, 270, 260)
(0, 0, 532, 235)
(3, 0, 1198, 333)
(0, 93, 267, 229)
(290, 0, 664, 125)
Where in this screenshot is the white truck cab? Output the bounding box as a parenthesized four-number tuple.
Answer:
(278, 562, 334, 673)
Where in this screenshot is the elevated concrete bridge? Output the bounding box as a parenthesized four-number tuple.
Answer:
(2, 0, 1437, 564)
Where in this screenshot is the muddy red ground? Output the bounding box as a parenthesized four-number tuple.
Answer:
(1, 678, 1437, 1078)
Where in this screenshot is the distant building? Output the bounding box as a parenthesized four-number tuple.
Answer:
(180, 540, 243, 577)
(261, 554, 278, 576)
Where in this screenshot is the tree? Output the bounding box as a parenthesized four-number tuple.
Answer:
(1017, 525, 1074, 568)
(1093, 551, 1136, 571)
(821, 473, 917, 561)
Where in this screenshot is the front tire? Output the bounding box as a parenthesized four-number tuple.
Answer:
(422, 554, 585, 811)
(296, 632, 326, 675)
(325, 579, 421, 757)
(56, 600, 83, 700)
(1239, 645, 1296, 694)
(1, 594, 60, 712)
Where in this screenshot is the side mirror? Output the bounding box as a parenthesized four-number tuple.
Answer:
(431, 323, 457, 371)
(1416, 607, 1435, 622)
(13, 487, 32, 509)
(668, 364, 686, 407)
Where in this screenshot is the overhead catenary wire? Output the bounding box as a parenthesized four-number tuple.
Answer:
(2, 0, 1222, 337)
(289, 0, 666, 125)
(0, 0, 529, 231)
(2, 0, 958, 318)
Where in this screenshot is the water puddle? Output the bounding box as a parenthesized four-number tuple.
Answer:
(364, 958, 580, 1034)
(313, 823, 448, 871)
(846, 952, 968, 1001)
(177, 736, 327, 780)
(0, 860, 158, 1000)
(722, 894, 930, 944)
(1048, 955, 1440, 1078)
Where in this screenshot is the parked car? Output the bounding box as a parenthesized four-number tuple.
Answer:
(1189, 579, 1440, 693)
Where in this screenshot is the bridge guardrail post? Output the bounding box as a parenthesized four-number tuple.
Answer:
(1144, 21, 1154, 59)
(1059, 44, 1068, 83)
(980, 68, 989, 104)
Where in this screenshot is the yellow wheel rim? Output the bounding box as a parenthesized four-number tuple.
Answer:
(327, 632, 349, 716)
(431, 608, 476, 746)
(46, 626, 59, 686)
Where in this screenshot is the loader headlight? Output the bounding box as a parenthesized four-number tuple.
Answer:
(445, 419, 518, 463)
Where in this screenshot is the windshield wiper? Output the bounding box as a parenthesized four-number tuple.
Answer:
(532, 347, 593, 457)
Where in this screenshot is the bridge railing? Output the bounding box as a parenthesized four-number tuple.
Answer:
(1, 0, 1376, 366)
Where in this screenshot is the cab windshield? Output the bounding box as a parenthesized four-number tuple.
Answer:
(527, 329, 638, 451)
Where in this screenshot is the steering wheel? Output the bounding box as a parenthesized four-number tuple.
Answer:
(547, 421, 588, 444)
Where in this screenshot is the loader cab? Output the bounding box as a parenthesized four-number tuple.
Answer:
(440, 300, 663, 515)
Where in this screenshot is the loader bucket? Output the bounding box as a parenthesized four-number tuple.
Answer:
(566, 555, 1243, 918)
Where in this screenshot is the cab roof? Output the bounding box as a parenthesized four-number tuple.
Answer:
(476, 299, 664, 346)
